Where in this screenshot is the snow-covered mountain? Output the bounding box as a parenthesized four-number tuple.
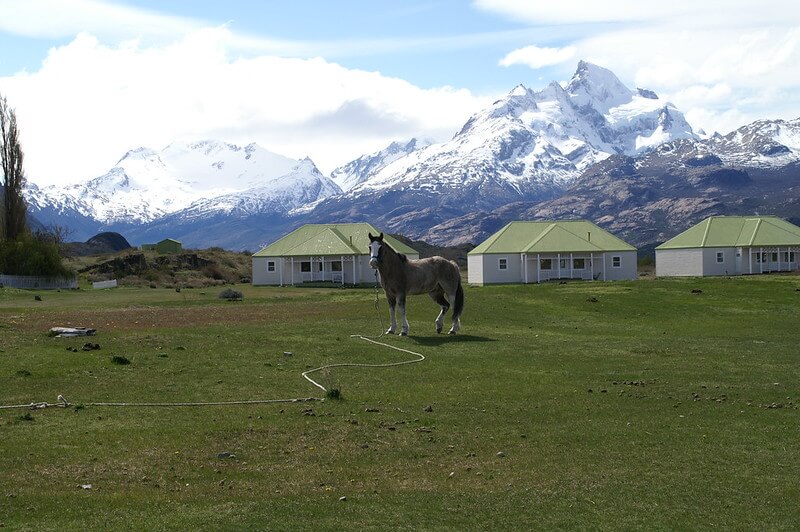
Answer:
(32, 140, 302, 224)
(418, 116, 800, 249)
(23, 60, 799, 252)
(330, 138, 432, 191)
(342, 60, 696, 202)
(162, 158, 339, 222)
(27, 140, 340, 240)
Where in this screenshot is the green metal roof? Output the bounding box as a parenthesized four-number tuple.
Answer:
(252, 223, 418, 257)
(468, 220, 636, 254)
(656, 216, 800, 249)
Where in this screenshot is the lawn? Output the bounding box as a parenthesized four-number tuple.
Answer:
(1, 275, 799, 530)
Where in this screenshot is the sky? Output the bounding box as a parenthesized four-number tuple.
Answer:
(1, 0, 799, 187)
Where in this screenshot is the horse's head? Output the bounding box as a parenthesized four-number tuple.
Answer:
(368, 232, 384, 269)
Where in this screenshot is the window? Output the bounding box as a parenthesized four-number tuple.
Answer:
(540, 258, 552, 270)
(267, 261, 275, 272)
(318, 262, 324, 272)
(716, 251, 724, 263)
(300, 261, 311, 273)
(573, 258, 585, 270)
(755, 252, 766, 264)
(498, 258, 508, 270)
(771, 252, 778, 262)
(331, 261, 342, 272)
(791, 252, 797, 263)
(612, 256, 621, 268)
(559, 258, 568, 269)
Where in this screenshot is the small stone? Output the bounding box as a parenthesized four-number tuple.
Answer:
(79, 484, 92, 490)
(216, 451, 236, 459)
(496, 451, 505, 458)
(339, 496, 347, 502)
(423, 405, 433, 412)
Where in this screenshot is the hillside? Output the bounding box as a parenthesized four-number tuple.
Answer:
(69, 248, 253, 288)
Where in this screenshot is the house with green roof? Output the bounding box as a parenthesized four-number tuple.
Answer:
(140, 238, 182, 254)
(467, 220, 637, 285)
(655, 216, 800, 277)
(252, 223, 419, 286)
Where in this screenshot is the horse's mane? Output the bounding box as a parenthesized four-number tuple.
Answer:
(382, 240, 408, 264)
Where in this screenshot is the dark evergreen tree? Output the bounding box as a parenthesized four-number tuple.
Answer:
(0, 93, 27, 241)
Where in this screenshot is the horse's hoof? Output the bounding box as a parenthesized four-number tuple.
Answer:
(448, 330, 457, 335)
(400, 331, 408, 337)
(436, 327, 443, 334)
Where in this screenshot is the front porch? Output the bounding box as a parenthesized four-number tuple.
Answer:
(522, 252, 606, 283)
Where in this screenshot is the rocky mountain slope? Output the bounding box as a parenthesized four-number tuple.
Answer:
(420, 118, 800, 249)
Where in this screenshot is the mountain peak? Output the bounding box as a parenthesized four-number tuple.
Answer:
(566, 60, 633, 112)
(509, 84, 528, 97)
(116, 147, 157, 165)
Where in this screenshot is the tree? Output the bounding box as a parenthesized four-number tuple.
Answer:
(0, 93, 27, 241)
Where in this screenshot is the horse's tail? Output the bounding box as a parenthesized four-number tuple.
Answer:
(452, 277, 464, 320)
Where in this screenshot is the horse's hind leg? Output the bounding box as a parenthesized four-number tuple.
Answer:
(429, 288, 450, 334)
(447, 285, 462, 335)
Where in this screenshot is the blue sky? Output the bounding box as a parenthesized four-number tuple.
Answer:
(1, 0, 798, 185)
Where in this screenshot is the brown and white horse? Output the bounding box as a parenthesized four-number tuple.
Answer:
(368, 232, 463, 336)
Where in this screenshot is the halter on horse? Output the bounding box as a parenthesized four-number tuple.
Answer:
(368, 232, 463, 336)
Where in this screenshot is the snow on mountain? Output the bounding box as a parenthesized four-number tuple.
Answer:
(330, 138, 432, 192)
(29, 140, 303, 224)
(701, 117, 800, 167)
(167, 157, 341, 222)
(346, 60, 697, 200)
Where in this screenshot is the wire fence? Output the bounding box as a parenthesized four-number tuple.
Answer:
(0, 274, 78, 290)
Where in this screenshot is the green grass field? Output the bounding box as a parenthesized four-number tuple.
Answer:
(1, 275, 799, 530)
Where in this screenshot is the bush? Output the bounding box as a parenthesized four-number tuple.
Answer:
(0, 232, 73, 277)
(218, 288, 243, 301)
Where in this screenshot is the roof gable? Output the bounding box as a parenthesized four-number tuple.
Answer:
(253, 223, 418, 257)
(469, 220, 635, 254)
(657, 216, 800, 249)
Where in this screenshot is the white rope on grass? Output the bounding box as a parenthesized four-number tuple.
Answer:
(303, 335, 425, 393)
(0, 397, 319, 410)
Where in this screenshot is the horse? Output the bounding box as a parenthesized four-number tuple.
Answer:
(368, 232, 463, 336)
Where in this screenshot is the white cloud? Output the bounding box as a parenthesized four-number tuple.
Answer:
(499, 45, 576, 69)
(1, 28, 489, 186)
(0, 0, 200, 40)
(478, 0, 800, 134)
(474, 0, 795, 27)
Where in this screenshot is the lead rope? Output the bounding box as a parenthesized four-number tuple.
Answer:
(1, 273, 425, 408)
(303, 270, 426, 393)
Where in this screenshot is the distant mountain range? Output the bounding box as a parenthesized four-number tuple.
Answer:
(26, 61, 800, 253)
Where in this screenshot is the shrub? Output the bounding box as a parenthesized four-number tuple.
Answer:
(218, 288, 243, 301)
(0, 232, 73, 277)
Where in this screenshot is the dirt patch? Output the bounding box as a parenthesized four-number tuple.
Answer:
(14, 302, 331, 333)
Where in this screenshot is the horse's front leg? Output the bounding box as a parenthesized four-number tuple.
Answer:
(386, 294, 398, 335)
(398, 293, 410, 336)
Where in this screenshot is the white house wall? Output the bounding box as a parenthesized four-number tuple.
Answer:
(468, 254, 521, 285)
(467, 255, 484, 285)
(605, 251, 637, 281)
(701, 247, 737, 276)
(469, 251, 636, 284)
(656, 249, 703, 277)
(253, 254, 419, 286)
